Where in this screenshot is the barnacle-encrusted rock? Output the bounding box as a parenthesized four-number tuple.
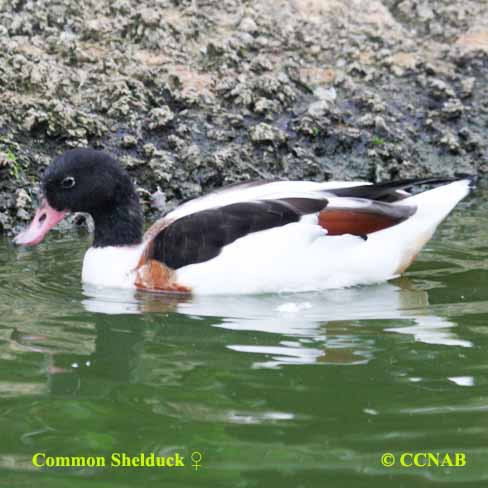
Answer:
(120, 135, 138, 148)
(429, 79, 455, 100)
(441, 99, 465, 120)
(148, 106, 175, 130)
(0, 0, 486, 234)
(249, 123, 287, 144)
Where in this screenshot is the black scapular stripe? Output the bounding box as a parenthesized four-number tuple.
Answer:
(151, 198, 328, 269)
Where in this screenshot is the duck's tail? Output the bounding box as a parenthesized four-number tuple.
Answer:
(390, 178, 474, 273)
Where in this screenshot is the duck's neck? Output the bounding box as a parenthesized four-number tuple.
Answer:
(91, 198, 144, 248)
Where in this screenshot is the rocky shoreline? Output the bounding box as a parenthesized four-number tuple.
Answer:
(1, 0, 487, 234)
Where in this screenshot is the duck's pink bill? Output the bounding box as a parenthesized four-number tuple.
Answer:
(13, 200, 67, 246)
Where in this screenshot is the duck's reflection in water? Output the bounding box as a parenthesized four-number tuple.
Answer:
(80, 278, 471, 370)
(9, 278, 472, 398)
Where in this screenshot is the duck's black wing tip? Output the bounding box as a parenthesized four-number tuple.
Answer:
(327, 175, 479, 201)
(453, 173, 478, 188)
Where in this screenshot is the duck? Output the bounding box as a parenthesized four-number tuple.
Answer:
(14, 148, 473, 295)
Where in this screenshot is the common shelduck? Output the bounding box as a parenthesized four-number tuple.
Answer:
(14, 148, 474, 294)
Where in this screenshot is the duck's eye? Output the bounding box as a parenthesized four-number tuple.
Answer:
(61, 176, 76, 189)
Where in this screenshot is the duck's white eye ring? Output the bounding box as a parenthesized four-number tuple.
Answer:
(61, 176, 76, 189)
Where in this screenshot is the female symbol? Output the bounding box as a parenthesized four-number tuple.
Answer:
(191, 451, 203, 471)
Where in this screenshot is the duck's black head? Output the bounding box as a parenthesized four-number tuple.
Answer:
(14, 148, 144, 247)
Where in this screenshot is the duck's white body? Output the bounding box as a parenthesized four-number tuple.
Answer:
(81, 178, 471, 295)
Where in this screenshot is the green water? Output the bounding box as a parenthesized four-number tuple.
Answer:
(0, 183, 487, 487)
